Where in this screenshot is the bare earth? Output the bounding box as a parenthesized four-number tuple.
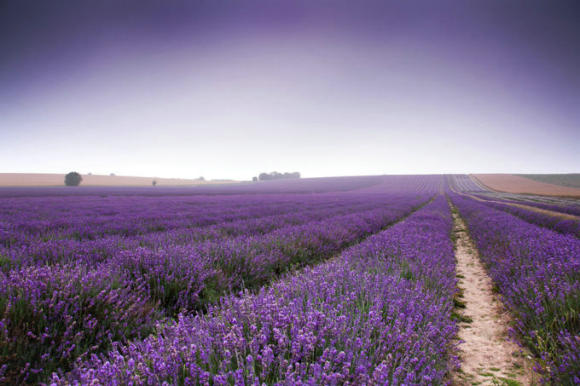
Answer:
(450, 207, 536, 385)
(0, 173, 235, 187)
(473, 174, 580, 197)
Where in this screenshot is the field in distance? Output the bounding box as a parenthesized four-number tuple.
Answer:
(519, 173, 580, 188)
(0, 173, 236, 187)
(473, 173, 580, 197)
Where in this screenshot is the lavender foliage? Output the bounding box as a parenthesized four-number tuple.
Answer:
(0, 176, 439, 383)
(478, 200, 580, 238)
(61, 196, 458, 385)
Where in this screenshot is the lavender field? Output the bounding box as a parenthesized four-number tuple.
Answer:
(0, 175, 578, 384)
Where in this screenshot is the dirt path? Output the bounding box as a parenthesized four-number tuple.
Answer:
(450, 205, 536, 385)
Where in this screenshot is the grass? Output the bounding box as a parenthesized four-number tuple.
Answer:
(519, 174, 580, 188)
(454, 298, 466, 308)
(451, 311, 473, 324)
(498, 377, 521, 386)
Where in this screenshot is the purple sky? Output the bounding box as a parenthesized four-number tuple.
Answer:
(1, 0, 578, 180)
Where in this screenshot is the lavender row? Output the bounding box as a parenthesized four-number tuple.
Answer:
(114, 196, 430, 314)
(460, 192, 580, 219)
(474, 195, 580, 217)
(479, 200, 580, 238)
(446, 174, 580, 217)
(0, 175, 389, 198)
(445, 174, 488, 193)
(59, 196, 457, 385)
(513, 200, 580, 217)
(0, 194, 429, 383)
(0, 263, 160, 384)
(0, 194, 374, 247)
(450, 195, 580, 383)
(0, 175, 443, 247)
(0, 197, 389, 270)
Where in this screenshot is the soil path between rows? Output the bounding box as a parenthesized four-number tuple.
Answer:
(450, 205, 536, 385)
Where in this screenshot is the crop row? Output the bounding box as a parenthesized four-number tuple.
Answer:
(57, 195, 457, 385)
(450, 194, 580, 383)
(0, 196, 398, 270)
(477, 200, 580, 238)
(516, 200, 580, 217)
(446, 174, 580, 217)
(0, 174, 444, 245)
(0, 194, 381, 247)
(472, 195, 580, 218)
(0, 175, 390, 198)
(490, 198, 580, 218)
(445, 174, 487, 193)
(0, 193, 430, 383)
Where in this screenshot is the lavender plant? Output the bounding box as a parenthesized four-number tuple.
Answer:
(60, 196, 458, 385)
(0, 176, 441, 382)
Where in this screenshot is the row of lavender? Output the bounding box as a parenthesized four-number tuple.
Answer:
(0, 194, 375, 247)
(0, 176, 441, 258)
(0, 175, 389, 198)
(57, 195, 457, 385)
(450, 194, 580, 383)
(478, 200, 580, 238)
(0, 176, 443, 252)
(447, 174, 580, 237)
(0, 177, 439, 383)
(0, 197, 392, 269)
(471, 193, 580, 218)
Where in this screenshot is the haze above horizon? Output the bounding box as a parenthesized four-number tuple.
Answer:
(1, 0, 579, 180)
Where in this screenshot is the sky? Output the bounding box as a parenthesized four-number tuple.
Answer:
(1, 0, 579, 180)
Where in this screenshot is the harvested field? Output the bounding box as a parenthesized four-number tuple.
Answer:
(473, 174, 580, 197)
(520, 174, 580, 188)
(0, 173, 232, 187)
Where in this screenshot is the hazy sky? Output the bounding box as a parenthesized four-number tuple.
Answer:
(1, 0, 579, 180)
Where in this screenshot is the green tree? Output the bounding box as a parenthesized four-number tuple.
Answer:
(64, 172, 82, 186)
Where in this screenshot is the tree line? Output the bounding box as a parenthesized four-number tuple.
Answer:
(253, 171, 301, 182)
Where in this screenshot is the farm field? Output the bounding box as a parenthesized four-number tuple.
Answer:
(0, 175, 578, 384)
(473, 173, 580, 197)
(448, 175, 580, 237)
(519, 174, 580, 188)
(0, 173, 227, 187)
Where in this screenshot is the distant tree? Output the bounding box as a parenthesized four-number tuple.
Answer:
(110, 173, 116, 176)
(88, 172, 92, 176)
(64, 172, 82, 186)
(199, 176, 205, 181)
(252, 176, 258, 182)
(152, 180, 157, 186)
